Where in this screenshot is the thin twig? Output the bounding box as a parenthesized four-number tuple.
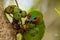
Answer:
(15, 0, 19, 8)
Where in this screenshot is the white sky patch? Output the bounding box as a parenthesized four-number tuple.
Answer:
(17, 0, 33, 11)
(4, 0, 10, 8)
(4, 0, 33, 11)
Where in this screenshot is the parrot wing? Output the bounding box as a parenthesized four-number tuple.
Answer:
(23, 10, 45, 40)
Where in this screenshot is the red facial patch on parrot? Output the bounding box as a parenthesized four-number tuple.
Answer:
(32, 17, 40, 23)
(27, 14, 31, 19)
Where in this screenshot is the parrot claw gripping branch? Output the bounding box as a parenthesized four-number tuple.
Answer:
(4, 0, 45, 40)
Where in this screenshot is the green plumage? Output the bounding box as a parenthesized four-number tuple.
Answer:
(23, 10, 45, 40)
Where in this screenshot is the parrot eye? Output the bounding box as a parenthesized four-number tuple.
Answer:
(34, 17, 37, 19)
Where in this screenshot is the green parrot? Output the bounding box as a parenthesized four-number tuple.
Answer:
(23, 10, 45, 40)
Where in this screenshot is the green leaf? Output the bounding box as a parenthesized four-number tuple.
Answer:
(23, 10, 45, 40)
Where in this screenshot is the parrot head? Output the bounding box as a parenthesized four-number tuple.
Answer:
(27, 14, 40, 24)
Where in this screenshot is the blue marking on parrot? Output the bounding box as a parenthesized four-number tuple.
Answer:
(30, 16, 36, 21)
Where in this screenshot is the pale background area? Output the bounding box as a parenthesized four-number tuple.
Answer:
(0, 0, 60, 40)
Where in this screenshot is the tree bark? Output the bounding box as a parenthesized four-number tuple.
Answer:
(0, 4, 16, 40)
